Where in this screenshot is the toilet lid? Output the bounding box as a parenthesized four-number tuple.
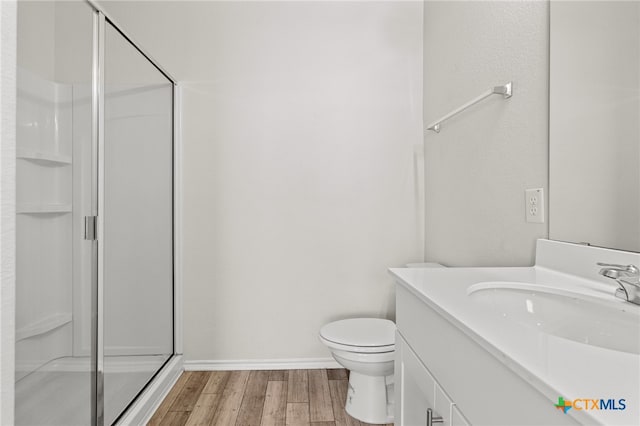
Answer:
(320, 318, 395, 347)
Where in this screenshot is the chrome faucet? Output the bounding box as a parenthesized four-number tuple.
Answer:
(597, 263, 640, 305)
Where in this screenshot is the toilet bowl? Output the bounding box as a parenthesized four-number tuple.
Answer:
(319, 318, 395, 424)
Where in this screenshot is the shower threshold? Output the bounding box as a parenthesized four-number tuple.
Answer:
(15, 354, 170, 426)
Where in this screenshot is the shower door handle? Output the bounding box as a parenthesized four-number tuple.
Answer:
(84, 216, 97, 241)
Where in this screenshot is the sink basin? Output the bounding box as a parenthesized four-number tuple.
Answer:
(468, 281, 640, 354)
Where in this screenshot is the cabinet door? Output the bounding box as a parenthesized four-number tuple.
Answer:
(397, 333, 461, 426)
(397, 333, 452, 426)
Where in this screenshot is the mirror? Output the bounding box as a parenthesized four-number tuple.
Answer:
(549, 1, 640, 252)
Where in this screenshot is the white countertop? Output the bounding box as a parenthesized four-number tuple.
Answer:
(390, 240, 640, 426)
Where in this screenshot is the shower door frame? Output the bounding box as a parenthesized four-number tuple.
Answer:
(88, 2, 182, 425)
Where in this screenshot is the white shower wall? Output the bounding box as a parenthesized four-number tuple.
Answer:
(15, 68, 74, 380)
(15, 0, 86, 384)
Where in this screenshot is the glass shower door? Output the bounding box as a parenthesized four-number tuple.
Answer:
(101, 21, 174, 425)
(16, 4, 175, 425)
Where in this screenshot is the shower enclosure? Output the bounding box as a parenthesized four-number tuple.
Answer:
(15, 1, 176, 424)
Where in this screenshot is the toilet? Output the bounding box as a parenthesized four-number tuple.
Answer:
(319, 318, 396, 424)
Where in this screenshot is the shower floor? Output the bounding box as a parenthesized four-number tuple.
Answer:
(15, 354, 169, 426)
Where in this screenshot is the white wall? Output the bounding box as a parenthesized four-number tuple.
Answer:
(423, 1, 549, 267)
(15, 1, 54, 81)
(549, 1, 640, 252)
(97, 1, 424, 362)
(0, 0, 17, 423)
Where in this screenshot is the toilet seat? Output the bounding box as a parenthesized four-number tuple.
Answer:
(320, 318, 395, 353)
(320, 336, 394, 353)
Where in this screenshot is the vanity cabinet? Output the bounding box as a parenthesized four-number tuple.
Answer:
(394, 284, 579, 426)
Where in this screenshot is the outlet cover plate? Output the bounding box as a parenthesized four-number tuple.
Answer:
(526, 188, 545, 223)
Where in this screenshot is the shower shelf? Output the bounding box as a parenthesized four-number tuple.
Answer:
(17, 149, 72, 165)
(16, 312, 72, 341)
(17, 203, 72, 214)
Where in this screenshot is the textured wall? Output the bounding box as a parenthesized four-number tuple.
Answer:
(98, 1, 424, 363)
(423, 1, 549, 267)
(1, 0, 17, 423)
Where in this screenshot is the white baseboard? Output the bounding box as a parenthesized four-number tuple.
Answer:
(184, 357, 341, 371)
(116, 354, 183, 426)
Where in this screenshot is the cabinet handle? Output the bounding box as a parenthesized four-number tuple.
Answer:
(427, 408, 444, 426)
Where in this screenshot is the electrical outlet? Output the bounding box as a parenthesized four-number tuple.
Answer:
(525, 188, 545, 223)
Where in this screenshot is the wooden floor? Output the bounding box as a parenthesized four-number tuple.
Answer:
(148, 369, 392, 426)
